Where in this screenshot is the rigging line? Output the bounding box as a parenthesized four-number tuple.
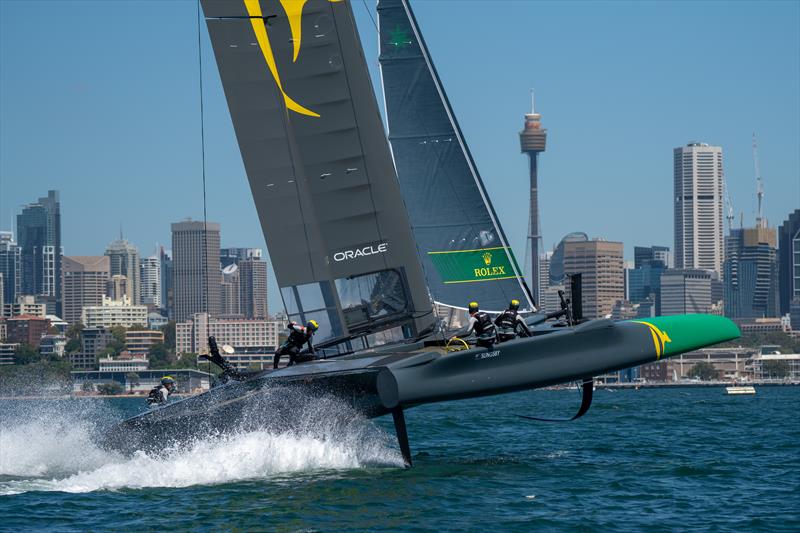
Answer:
(197, 0, 211, 377)
(362, 0, 378, 33)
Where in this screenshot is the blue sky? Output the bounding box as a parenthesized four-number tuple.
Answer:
(1, 0, 798, 313)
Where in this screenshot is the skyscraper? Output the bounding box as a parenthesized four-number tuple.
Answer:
(61, 256, 110, 325)
(140, 255, 161, 308)
(220, 264, 241, 316)
(634, 245, 672, 270)
(238, 257, 268, 319)
(172, 220, 221, 322)
(660, 269, 712, 315)
(519, 97, 547, 305)
(778, 209, 800, 315)
(0, 231, 21, 307)
(105, 239, 140, 304)
(673, 143, 724, 277)
(563, 239, 624, 319)
(16, 190, 62, 315)
(724, 225, 778, 319)
(159, 246, 173, 318)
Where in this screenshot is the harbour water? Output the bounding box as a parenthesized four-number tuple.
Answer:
(1, 387, 798, 531)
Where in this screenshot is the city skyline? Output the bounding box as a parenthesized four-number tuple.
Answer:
(1, 0, 798, 310)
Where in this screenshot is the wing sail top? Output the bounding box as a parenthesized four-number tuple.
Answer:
(378, 0, 534, 313)
(202, 0, 434, 343)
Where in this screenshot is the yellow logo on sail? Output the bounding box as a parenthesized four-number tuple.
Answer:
(483, 251, 492, 266)
(634, 321, 672, 359)
(244, 0, 342, 118)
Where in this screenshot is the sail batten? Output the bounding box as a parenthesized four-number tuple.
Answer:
(378, 0, 534, 313)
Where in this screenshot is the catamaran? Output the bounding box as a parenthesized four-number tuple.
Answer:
(104, 0, 740, 465)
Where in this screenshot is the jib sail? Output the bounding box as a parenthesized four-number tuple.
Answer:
(377, 0, 535, 313)
(201, 0, 435, 346)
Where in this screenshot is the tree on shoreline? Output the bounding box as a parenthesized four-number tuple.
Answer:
(688, 361, 719, 381)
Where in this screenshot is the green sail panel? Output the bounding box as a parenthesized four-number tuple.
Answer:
(377, 0, 534, 313)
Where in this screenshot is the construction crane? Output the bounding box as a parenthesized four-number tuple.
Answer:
(752, 133, 765, 228)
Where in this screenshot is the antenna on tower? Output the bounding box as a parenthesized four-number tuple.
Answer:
(530, 88, 535, 114)
(724, 181, 735, 232)
(752, 133, 765, 228)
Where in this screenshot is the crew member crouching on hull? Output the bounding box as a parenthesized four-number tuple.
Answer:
(273, 320, 319, 369)
(451, 302, 496, 349)
(494, 299, 531, 342)
(146, 376, 176, 406)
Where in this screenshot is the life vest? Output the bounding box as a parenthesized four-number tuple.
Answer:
(473, 312, 496, 337)
(287, 325, 313, 348)
(146, 385, 166, 405)
(495, 310, 519, 330)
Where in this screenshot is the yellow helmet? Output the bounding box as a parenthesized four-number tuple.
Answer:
(510, 299, 520, 310)
(468, 302, 479, 313)
(161, 376, 175, 385)
(306, 319, 319, 332)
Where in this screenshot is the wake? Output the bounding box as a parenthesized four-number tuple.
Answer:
(0, 397, 402, 495)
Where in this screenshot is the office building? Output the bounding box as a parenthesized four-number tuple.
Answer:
(71, 327, 115, 370)
(106, 275, 129, 301)
(176, 312, 279, 356)
(634, 245, 671, 269)
(660, 269, 712, 315)
(673, 143, 724, 277)
(105, 239, 140, 304)
(220, 247, 262, 268)
(81, 295, 148, 328)
(549, 232, 589, 286)
(724, 226, 778, 319)
(220, 264, 241, 316)
(563, 239, 624, 319)
(140, 255, 161, 309)
(17, 191, 62, 315)
(61, 256, 110, 325)
(125, 329, 164, 356)
(172, 220, 221, 322)
(3, 295, 46, 318)
(538, 252, 552, 307)
(5, 315, 51, 348)
(159, 246, 173, 318)
(0, 231, 21, 306)
(238, 257, 268, 318)
(519, 100, 547, 304)
(778, 209, 800, 315)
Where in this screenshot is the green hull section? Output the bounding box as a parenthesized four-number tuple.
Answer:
(628, 314, 741, 359)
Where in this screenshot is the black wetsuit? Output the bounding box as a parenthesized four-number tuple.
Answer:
(494, 309, 531, 342)
(458, 311, 496, 349)
(273, 323, 315, 369)
(146, 385, 172, 406)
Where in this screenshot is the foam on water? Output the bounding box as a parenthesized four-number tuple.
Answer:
(0, 397, 403, 495)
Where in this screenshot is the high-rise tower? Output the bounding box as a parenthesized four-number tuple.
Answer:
(519, 94, 547, 305)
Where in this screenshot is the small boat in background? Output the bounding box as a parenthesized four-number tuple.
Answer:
(726, 385, 756, 395)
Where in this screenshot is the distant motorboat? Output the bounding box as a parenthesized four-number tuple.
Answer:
(726, 385, 756, 395)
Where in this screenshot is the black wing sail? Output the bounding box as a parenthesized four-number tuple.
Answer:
(378, 0, 535, 314)
(202, 0, 435, 347)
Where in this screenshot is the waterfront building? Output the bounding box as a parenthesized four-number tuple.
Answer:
(61, 256, 110, 325)
(519, 100, 547, 304)
(71, 368, 211, 394)
(98, 351, 149, 372)
(105, 239, 140, 304)
(5, 315, 51, 348)
(724, 225, 778, 319)
(750, 349, 800, 381)
(3, 295, 46, 318)
(778, 209, 800, 315)
(39, 334, 66, 358)
(176, 312, 279, 356)
(72, 327, 114, 370)
(17, 191, 62, 315)
(0, 231, 21, 306)
(563, 239, 624, 319)
(673, 143, 724, 277)
(172, 220, 221, 322)
(640, 362, 668, 382)
(140, 255, 161, 309)
(0, 343, 17, 365)
(666, 346, 754, 381)
(660, 269, 712, 315)
(736, 317, 787, 334)
(238, 257, 268, 319)
(125, 329, 164, 355)
(81, 295, 148, 329)
(159, 246, 173, 318)
(106, 275, 129, 302)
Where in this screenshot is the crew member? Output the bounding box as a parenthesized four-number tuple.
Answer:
(146, 376, 176, 406)
(494, 299, 531, 342)
(273, 320, 319, 369)
(451, 302, 496, 349)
